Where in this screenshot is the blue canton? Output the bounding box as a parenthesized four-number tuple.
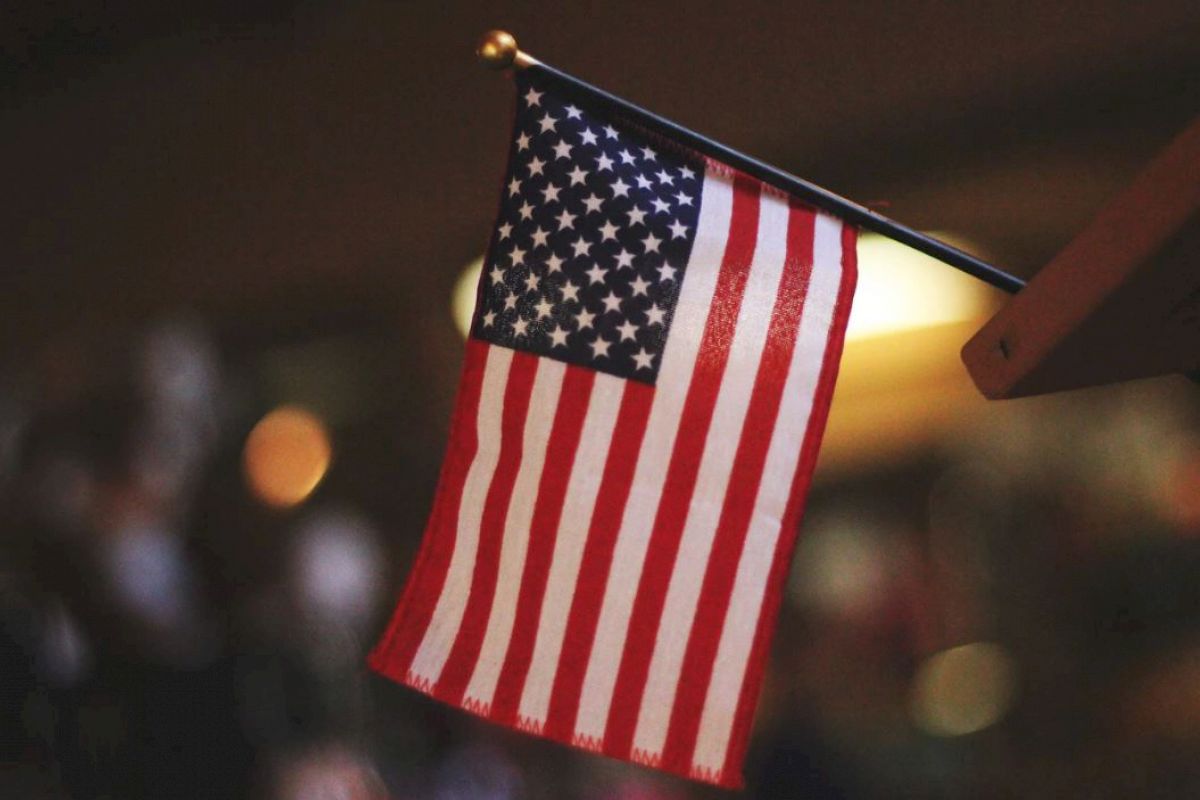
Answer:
(471, 73, 703, 385)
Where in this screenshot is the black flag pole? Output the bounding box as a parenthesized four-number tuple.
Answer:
(477, 30, 1026, 296)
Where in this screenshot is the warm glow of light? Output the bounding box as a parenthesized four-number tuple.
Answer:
(816, 321, 991, 476)
(848, 232, 996, 341)
(243, 406, 332, 508)
(452, 257, 485, 339)
(910, 642, 1017, 736)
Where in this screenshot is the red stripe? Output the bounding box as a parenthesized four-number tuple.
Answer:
(434, 350, 540, 705)
(368, 339, 492, 680)
(490, 365, 597, 725)
(719, 221, 858, 782)
(659, 201, 817, 773)
(602, 175, 763, 759)
(543, 380, 655, 742)
(371, 78, 522, 685)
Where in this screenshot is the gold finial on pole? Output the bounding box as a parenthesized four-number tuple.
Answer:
(477, 30, 518, 70)
(476, 30, 536, 70)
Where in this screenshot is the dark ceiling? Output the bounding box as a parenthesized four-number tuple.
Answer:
(2, 1, 1198, 360)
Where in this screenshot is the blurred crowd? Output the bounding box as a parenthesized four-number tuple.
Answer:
(1, 314, 1199, 799)
(1, 318, 387, 798)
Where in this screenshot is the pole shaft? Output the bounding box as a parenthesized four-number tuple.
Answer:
(521, 58, 1025, 295)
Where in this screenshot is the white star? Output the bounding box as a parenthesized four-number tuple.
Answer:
(508, 176, 521, 195)
(531, 226, 550, 248)
(635, 174, 653, 190)
(534, 297, 554, 319)
(582, 193, 604, 214)
(517, 132, 531, 151)
(675, 191, 694, 206)
(523, 272, 539, 293)
(539, 113, 557, 133)
(571, 236, 592, 258)
(599, 220, 620, 241)
(498, 221, 513, 240)
(645, 303, 666, 325)
(564, 104, 582, 120)
(541, 183, 562, 203)
(519, 201, 535, 220)
(651, 198, 671, 215)
(619, 149, 637, 165)
(549, 326, 569, 347)
(482, 309, 497, 328)
(595, 153, 614, 172)
(603, 124, 619, 139)
(627, 206, 648, 227)
(616, 319, 639, 341)
(680, 165, 696, 180)
(576, 307, 596, 330)
(568, 166, 588, 186)
(614, 248, 635, 269)
(528, 156, 546, 176)
(642, 232, 662, 253)
(510, 245, 527, 265)
(561, 281, 580, 302)
(632, 348, 654, 370)
(552, 140, 573, 160)
(513, 317, 529, 336)
(669, 219, 688, 239)
(611, 178, 631, 197)
(585, 263, 607, 285)
(489, 265, 505, 283)
(556, 209, 577, 230)
(640, 146, 656, 161)
(524, 88, 543, 106)
(590, 335, 612, 358)
(658, 263, 677, 282)
(580, 128, 598, 146)
(600, 291, 623, 313)
(655, 169, 674, 185)
(503, 293, 518, 310)
(546, 253, 564, 273)
(630, 275, 650, 296)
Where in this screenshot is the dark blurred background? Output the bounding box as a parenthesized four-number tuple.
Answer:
(2, 2, 1199, 798)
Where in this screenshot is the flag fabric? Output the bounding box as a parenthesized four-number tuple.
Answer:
(369, 71, 857, 788)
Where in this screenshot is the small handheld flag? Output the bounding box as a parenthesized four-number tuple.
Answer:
(370, 39, 859, 788)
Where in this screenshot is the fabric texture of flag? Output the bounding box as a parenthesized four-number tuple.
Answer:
(369, 71, 857, 788)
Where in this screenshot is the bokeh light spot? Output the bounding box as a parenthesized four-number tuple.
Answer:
(910, 641, 1017, 737)
(1159, 442, 1200, 527)
(243, 406, 332, 509)
(451, 256, 485, 339)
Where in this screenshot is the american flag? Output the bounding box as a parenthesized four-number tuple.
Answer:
(370, 72, 857, 788)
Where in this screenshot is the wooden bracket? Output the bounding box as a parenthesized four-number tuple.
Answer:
(963, 118, 1200, 399)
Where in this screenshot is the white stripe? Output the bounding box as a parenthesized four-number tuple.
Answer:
(574, 170, 737, 741)
(518, 372, 626, 724)
(691, 215, 846, 772)
(464, 359, 567, 707)
(408, 345, 514, 684)
(632, 190, 793, 756)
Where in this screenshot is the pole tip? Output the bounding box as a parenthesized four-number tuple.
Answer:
(476, 30, 518, 70)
